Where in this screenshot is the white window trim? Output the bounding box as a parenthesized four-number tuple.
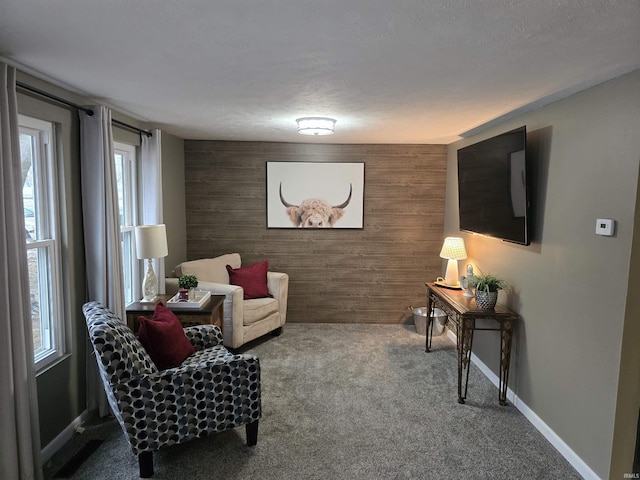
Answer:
(114, 142, 140, 303)
(20, 115, 66, 372)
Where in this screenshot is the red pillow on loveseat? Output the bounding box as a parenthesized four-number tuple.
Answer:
(226, 260, 272, 300)
(138, 302, 195, 370)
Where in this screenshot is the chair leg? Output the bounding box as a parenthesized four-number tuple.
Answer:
(271, 327, 282, 337)
(246, 420, 259, 446)
(138, 451, 154, 478)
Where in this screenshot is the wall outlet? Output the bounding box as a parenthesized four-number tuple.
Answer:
(596, 218, 615, 236)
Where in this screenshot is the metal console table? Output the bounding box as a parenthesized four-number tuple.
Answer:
(425, 282, 520, 406)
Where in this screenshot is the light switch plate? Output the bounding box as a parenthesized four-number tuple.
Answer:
(596, 218, 615, 236)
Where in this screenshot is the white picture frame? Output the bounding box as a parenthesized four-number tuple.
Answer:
(267, 162, 365, 228)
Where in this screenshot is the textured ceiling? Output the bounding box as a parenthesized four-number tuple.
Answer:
(1, 0, 639, 144)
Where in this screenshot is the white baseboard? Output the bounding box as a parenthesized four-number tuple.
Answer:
(444, 330, 600, 480)
(41, 409, 91, 463)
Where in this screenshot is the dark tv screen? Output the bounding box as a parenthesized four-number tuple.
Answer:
(457, 126, 530, 245)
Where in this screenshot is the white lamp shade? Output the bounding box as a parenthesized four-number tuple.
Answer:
(135, 224, 168, 259)
(439, 237, 467, 260)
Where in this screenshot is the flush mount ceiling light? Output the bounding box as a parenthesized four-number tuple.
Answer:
(296, 117, 336, 136)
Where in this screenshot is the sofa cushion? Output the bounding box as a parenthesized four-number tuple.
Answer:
(175, 253, 241, 284)
(227, 260, 271, 300)
(138, 302, 195, 370)
(243, 297, 279, 326)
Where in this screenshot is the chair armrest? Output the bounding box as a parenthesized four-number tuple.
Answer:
(267, 272, 289, 326)
(119, 353, 260, 396)
(195, 281, 244, 348)
(165, 277, 179, 296)
(151, 352, 260, 384)
(194, 281, 239, 296)
(119, 353, 260, 394)
(267, 271, 287, 298)
(183, 324, 223, 349)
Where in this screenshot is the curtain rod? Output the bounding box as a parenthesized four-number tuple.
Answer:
(16, 81, 152, 138)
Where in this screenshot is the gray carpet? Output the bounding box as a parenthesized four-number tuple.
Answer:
(44, 324, 581, 479)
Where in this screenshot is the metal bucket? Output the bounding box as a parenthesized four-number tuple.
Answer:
(411, 307, 447, 336)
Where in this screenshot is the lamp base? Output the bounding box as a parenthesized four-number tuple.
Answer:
(443, 259, 461, 288)
(141, 259, 159, 304)
(139, 296, 159, 304)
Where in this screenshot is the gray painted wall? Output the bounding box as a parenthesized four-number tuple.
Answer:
(160, 132, 186, 276)
(444, 69, 640, 478)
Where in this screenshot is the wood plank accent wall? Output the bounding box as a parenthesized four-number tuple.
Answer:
(184, 141, 447, 324)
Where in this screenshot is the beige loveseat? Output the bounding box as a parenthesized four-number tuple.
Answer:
(165, 253, 288, 349)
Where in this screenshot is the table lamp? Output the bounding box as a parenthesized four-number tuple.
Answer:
(135, 224, 168, 303)
(439, 237, 467, 288)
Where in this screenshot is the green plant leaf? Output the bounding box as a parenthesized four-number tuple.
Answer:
(178, 274, 198, 290)
(469, 273, 508, 292)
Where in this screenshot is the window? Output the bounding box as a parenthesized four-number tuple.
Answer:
(20, 115, 65, 370)
(114, 142, 139, 304)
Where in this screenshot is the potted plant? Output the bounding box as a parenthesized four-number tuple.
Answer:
(178, 274, 199, 300)
(470, 273, 508, 310)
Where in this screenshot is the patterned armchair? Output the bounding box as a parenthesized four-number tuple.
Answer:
(82, 301, 261, 478)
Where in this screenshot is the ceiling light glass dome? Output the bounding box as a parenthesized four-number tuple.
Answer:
(296, 117, 336, 135)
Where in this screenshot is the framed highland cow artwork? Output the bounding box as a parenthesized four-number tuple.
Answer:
(267, 162, 365, 228)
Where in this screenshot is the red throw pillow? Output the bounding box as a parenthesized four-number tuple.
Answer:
(138, 302, 195, 370)
(226, 260, 272, 300)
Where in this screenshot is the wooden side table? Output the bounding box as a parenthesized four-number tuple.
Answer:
(126, 294, 225, 335)
(425, 282, 520, 406)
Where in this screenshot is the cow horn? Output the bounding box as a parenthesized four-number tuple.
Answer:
(333, 184, 353, 209)
(279, 183, 298, 208)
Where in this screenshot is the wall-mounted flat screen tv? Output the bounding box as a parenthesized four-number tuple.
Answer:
(457, 126, 530, 245)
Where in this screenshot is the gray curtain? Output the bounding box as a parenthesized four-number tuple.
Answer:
(140, 129, 166, 291)
(0, 63, 43, 480)
(79, 105, 125, 416)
